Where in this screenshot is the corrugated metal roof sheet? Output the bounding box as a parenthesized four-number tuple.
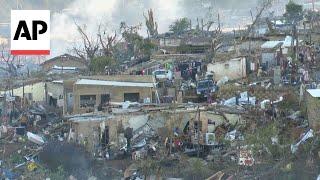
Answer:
(52, 65, 77, 70)
(69, 114, 112, 122)
(262, 36, 297, 49)
(52, 80, 63, 84)
(307, 89, 320, 97)
(261, 41, 282, 49)
(75, 79, 155, 88)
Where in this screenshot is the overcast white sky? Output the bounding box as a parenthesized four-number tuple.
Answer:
(0, 0, 309, 58)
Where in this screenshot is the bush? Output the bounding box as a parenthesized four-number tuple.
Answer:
(89, 56, 115, 74)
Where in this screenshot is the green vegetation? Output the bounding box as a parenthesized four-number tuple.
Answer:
(245, 122, 286, 159)
(278, 92, 299, 111)
(138, 158, 161, 180)
(120, 22, 156, 59)
(9, 154, 24, 164)
(89, 56, 116, 73)
(183, 158, 210, 180)
(169, 18, 190, 35)
(48, 166, 66, 180)
(284, 0, 303, 23)
(141, 39, 157, 57)
(177, 44, 192, 54)
(144, 9, 158, 37)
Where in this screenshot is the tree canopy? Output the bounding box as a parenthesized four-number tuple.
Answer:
(169, 17, 190, 35)
(144, 9, 158, 37)
(284, 0, 303, 23)
(89, 56, 115, 73)
(120, 22, 156, 59)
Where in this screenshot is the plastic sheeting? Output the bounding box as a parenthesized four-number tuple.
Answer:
(223, 91, 256, 106)
(27, 132, 45, 145)
(291, 129, 314, 154)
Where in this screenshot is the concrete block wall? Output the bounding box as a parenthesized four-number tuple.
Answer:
(207, 57, 247, 81)
(73, 84, 154, 114)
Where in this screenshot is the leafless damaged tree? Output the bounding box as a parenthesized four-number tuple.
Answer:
(0, 43, 17, 77)
(244, 0, 273, 40)
(98, 25, 117, 57)
(73, 23, 100, 65)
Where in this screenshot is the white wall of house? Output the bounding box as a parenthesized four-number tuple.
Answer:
(207, 57, 247, 81)
(1, 82, 45, 102)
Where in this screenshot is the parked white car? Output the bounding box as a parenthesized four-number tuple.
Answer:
(153, 69, 173, 80)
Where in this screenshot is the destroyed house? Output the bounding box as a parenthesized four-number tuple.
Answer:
(130, 54, 205, 80)
(207, 57, 247, 81)
(306, 89, 320, 130)
(41, 54, 87, 72)
(158, 33, 211, 54)
(46, 80, 64, 108)
(260, 41, 283, 70)
(178, 37, 212, 54)
(63, 80, 75, 115)
(72, 78, 155, 114)
(151, 53, 206, 63)
(67, 106, 245, 154)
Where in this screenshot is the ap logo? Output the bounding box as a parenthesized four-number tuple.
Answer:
(11, 10, 50, 55)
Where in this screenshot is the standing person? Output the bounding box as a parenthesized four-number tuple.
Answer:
(207, 89, 212, 104)
(20, 113, 27, 127)
(235, 91, 240, 105)
(195, 73, 199, 82)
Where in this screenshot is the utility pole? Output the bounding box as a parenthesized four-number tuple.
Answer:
(196, 106, 201, 157)
(2, 79, 8, 125)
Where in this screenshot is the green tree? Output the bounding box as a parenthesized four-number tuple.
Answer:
(120, 22, 156, 59)
(120, 22, 145, 58)
(141, 39, 157, 57)
(144, 9, 158, 37)
(89, 56, 115, 73)
(169, 18, 190, 35)
(284, 0, 303, 23)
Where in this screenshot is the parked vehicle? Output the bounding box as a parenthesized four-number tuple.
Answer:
(153, 69, 173, 80)
(196, 79, 217, 97)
